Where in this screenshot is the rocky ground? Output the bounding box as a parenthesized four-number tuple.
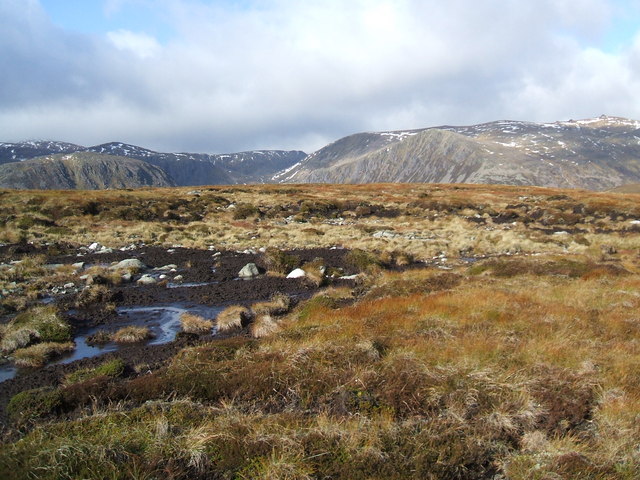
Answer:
(0, 243, 360, 432)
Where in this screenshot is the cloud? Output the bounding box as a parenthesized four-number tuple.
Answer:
(107, 29, 161, 58)
(1, 0, 640, 154)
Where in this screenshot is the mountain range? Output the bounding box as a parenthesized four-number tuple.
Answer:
(277, 115, 640, 190)
(2, 115, 640, 190)
(0, 141, 306, 189)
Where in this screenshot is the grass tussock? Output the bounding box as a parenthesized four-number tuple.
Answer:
(0, 305, 71, 354)
(249, 314, 279, 338)
(216, 305, 253, 333)
(112, 326, 153, 343)
(13, 341, 75, 367)
(180, 313, 214, 334)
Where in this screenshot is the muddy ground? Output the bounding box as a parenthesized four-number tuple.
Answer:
(0, 244, 357, 431)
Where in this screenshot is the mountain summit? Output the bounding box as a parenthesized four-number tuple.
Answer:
(276, 115, 640, 190)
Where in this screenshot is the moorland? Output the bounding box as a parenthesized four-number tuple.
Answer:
(0, 182, 640, 479)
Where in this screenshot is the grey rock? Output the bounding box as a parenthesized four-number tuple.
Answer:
(239, 263, 260, 278)
(110, 258, 147, 271)
(121, 273, 133, 283)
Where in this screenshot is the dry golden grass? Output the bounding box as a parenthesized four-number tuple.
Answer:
(13, 341, 75, 367)
(180, 313, 214, 334)
(216, 305, 252, 333)
(3, 184, 640, 478)
(250, 314, 279, 338)
(112, 326, 153, 343)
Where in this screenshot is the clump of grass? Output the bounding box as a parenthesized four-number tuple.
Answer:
(75, 284, 112, 309)
(86, 329, 112, 345)
(300, 258, 326, 286)
(232, 203, 260, 220)
(263, 247, 300, 275)
(216, 305, 253, 333)
(0, 305, 71, 353)
(250, 314, 279, 338)
(13, 341, 74, 367)
(112, 326, 153, 343)
(345, 248, 382, 273)
(7, 386, 62, 423)
(64, 358, 126, 385)
(251, 293, 293, 317)
(379, 249, 415, 267)
(180, 313, 214, 334)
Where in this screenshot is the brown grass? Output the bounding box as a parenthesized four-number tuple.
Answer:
(13, 342, 75, 367)
(112, 326, 153, 343)
(249, 314, 279, 338)
(216, 305, 253, 333)
(180, 313, 214, 334)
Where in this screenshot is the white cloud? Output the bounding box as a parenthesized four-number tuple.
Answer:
(1, 0, 640, 153)
(107, 29, 160, 58)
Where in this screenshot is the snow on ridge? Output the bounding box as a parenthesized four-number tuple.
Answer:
(379, 131, 419, 141)
(272, 160, 304, 180)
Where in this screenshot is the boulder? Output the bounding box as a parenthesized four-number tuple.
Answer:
(137, 274, 157, 285)
(286, 268, 306, 279)
(239, 263, 260, 278)
(110, 258, 147, 271)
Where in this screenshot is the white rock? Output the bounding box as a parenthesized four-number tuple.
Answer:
(137, 274, 157, 285)
(88, 242, 101, 251)
(63, 283, 75, 289)
(173, 275, 184, 282)
(121, 273, 132, 283)
(72, 262, 85, 270)
(159, 274, 167, 280)
(155, 264, 178, 271)
(286, 268, 306, 279)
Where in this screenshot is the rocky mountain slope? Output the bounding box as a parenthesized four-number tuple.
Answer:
(0, 152, 175, 190)
(0, 141, 83, 165)
(0, 141, 306, 188)
(277, 115, 640, 190)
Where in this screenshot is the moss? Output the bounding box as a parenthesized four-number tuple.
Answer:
(65, 358, 126, 385)
(7, 387, 62, 423)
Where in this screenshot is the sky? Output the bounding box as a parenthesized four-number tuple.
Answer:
(2, 0, 640, 154)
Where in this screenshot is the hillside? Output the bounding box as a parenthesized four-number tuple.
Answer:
(278, 115, 640, 190)
(0, 152, 175, 189)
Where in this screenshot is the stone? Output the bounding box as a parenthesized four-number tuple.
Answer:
(173, 275, 184, 282)
(110, 258, 147, 271)
(155, 264, 178, 271)
(63, 283, 75, 289)
(121, 273, 133, 283)
(72, 262, 85, 270)
(88, 242, 101, 251)
(238, 263, 260, 278)
(286, 268, 306, 279)
(137, 274, 157, 285)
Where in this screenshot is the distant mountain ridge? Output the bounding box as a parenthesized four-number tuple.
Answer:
(0, 152, 174, 190)
(0, 141, 306, 189)
(276, 115, 640, 191)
